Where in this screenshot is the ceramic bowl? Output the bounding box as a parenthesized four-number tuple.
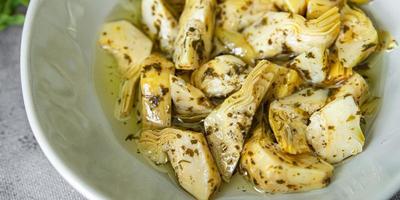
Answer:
(21, 0, 400, 199)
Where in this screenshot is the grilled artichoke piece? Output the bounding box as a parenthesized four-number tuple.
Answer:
(204, 60, 277, 182)
(306, 0, 345, 19)
(214, 28, 257, 64)
(240, 125, 334, 193)
(336, 5, 378, 68)
(269, 88, 329, 154)
(266, 65, 303, 99)
(330, 73, 369, 104)
(243, 7, 340, 59)
(173, 0, 216, 70)
(170, 75, 214, 119)
(290, 47, 329, 84)
(192, 55, 250, 98)
(216, 0, 277, 32)
(138, 128, 222, 200)
(307, 96, 365, 163)
(140, 54, 174, 129)
(324, 52, 353, 85)
(142, 0, 178, 56)
(99, 20, 153, 78)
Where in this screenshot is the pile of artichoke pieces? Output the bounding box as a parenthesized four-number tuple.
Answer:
(99, 0, 379, 199)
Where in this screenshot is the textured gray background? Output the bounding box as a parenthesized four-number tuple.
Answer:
(0, 26, 399, 200)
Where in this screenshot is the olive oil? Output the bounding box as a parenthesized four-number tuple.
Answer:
(93, 0, 392, 197)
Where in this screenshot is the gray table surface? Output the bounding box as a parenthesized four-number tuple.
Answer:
(0, 26, 399, 200)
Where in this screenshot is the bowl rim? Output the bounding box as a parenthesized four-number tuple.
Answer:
(20, 0, 105, 199)
(20, 0, 400, 200)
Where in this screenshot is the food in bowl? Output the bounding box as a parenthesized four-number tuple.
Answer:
(96, 0, 393, 199)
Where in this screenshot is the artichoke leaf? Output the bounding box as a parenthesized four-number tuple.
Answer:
(114, 76, 140, 120)
(214, 27, 257, 64)
(306, 0, 345, 19)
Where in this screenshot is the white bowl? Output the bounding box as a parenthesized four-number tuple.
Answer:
(21, 0, 400, 199)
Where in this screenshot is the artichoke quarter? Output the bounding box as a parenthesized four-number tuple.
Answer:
(99, 20, 153, 120)
(307, 96, 365, 163)
(240, 124, 334, 193)
(204, 60, 278, 182)
(335, 5, 378, 69)
(138, 128, 221, 200)
(173, 0, 216, 70)
(140, 54, 174, 129)
(142, 0, 179, 56)
(243, 7, 340, 59)
(269, 88, 329, 154)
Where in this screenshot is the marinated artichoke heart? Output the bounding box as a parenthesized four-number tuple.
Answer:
(99, 20, 153, 120)
(306, 96, 365, 163)
(170, 75, 214, 120)
(269, 88, 329, 154)
(306, 0, 345, 19)
(114, 77, 139, 120)
(204, 60, 277, 182)
(216, 0, 277, 32)
(173, 0, 216, 70)
(192, 55, 250, 98)
(138, 128, 222, 200)
(324, 51, 353, 85)
(269, 102, 310, 154)
(243, 7, 340, 59)
(142, 0, 178, 56)
(99, 20, 153, 78)
(266, 65, 303, 99)
(335, 5, 378, 68)
(214, 27, 257, 64)
(330, 73, 369, 104)
(140, 54, 174, 129)
(290, 47, 328, 84)
(240, 125, 334, 193)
